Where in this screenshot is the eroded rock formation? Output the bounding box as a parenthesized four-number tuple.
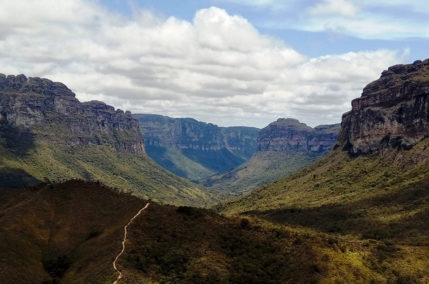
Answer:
(0, 74, 144, 154)
(339, 59, 429, 155)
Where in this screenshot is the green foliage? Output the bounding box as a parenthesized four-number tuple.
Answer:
(216, 140, 429, 282)
(203, 150, 324, 195)
(0, 140, 215, 207)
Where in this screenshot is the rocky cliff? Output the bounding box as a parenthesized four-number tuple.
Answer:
(202, 119, 339, 194)
(135, 114, 257, 158)
(258, 118, 339, 153)
(0, 74, 213, 206)
(134, 114, 259, 180)
(339, 59, 429, 155)
(0, 74, 144, 154)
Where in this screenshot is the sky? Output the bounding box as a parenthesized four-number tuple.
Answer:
(0, 0, 428, 128)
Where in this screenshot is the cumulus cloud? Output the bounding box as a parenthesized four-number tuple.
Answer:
(0, 0, 404, 127)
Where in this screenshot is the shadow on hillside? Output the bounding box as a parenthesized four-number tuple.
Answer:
(0, 167, 40, 189)
(0, 119, 36, 157)
(245, 178, 429, 243)
(123, 203, 323, 283)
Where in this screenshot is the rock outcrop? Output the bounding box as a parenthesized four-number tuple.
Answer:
(134, 114, 259, 180)
(339, 59, 429, 155)
(201, 119, 339, 194)
(135, 114, 257, 158)
(0, 74, 144, 154)
(258, 118, 339, 154)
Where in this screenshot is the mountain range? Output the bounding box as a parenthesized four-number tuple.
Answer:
(137, 114, 339, 194)
(134, 114, 259, 181)
(203, 119, 340, 194)
(0, 58, 429, 283)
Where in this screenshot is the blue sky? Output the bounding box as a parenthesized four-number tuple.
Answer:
(0, 0, 427, 127)
(100, 0, 429, 61)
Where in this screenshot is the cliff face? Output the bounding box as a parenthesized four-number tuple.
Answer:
(134, 114, 259, 180)
(0, 74, 213, 206)
(339, 59, 429, 155)
(258, 118, 339, 154)
(135, 114, 257, 158)
(0, 74, 144, 154)
(202, 119, 339, 194)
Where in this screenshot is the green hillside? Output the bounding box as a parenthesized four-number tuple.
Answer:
(0, 140, 213, 206)
(3, 180, 427, 283)
(0, 74, 214, 207)
(202, 151, 321, 195)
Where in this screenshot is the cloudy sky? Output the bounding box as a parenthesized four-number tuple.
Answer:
(1, 0, 427, 127)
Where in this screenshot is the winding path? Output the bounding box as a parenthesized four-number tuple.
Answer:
(113, 203, 150, 284)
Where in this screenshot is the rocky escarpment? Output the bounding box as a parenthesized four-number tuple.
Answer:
(0, 74, 144, 154)
(135, 114, 257, 158)
(201, 119, 339, 194)
(134, 114, 259, 180)
(339, 59, 429, 155)
(258, 118, 339, 154)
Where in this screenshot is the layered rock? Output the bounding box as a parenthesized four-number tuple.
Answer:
(0, 74, 144, 154)
(135, 114, 257, 158)
(202, 119, 339, 194)
(134, 114, 259, 179)
(258, 118, 339, 154)
(339, 59, 429, 155)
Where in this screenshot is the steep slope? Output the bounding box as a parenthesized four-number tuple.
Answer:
(3, 180, 426, 283)
(203, 119, 339, 194)
(219, 60, 429, 266)
(0, 74, 212, 206)
(215, 60, 429, 282)
(135, 114, 259, 181)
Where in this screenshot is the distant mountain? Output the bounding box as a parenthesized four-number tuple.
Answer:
(134, 114, 259, 181)
(217, 60, 429, 282)
(203, 118, 339, 194)
(0, 74, 213, 206)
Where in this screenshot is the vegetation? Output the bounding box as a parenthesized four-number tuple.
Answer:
(216, 140, 429, 282)
(0, 139, 215, 207)
(135, 114, 259, 181)
(202, 151, 323, 195)
(5, 180, 426, 283)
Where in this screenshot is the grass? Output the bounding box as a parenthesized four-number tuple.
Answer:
(2, 180, 429, 283)
(215, 139, 429, 282)
(0, 140, 215, 207)
(202, 150, 325, 195)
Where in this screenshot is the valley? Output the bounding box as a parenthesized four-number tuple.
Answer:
(0, 58, 428, 283)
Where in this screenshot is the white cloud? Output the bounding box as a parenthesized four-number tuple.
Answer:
(0, 0, 404, 127)
(309, 0, 359, 17)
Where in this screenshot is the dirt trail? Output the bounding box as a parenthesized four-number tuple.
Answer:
(113, 203, 150, 284)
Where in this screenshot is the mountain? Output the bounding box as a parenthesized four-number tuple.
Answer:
(2, 179, 422, 283)
(203, 118, 339, 194)
(0, 74, 213, 206)
(218, 60, 429, 281)
(134, 114, 259, 181)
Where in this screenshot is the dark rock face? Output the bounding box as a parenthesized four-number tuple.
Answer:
(339, 59, 429, 155)
(134, 114, 259, 179)
(135, 114, 257, 157)
(258, 118, 339, 154)
(0, 74, 144, 154)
